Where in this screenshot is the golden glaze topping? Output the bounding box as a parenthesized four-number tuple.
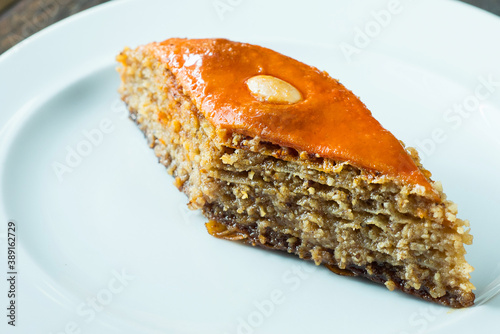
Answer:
(146, 38, 434, 192)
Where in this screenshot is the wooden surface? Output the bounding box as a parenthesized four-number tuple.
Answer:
(0, 0, 16, 13)
(461, 0, 500, 14)
(0, 0, 500, 54)
(0, 0, 110, 54)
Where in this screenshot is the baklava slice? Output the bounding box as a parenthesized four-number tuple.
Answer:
(117, 38, 474, 307)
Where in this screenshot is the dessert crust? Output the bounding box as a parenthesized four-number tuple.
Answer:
(204, 217, 474, 308)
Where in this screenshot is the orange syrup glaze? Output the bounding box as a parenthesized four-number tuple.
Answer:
(145, 38, 435, 194)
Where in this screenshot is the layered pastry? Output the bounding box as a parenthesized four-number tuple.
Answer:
(116, 38, 474, 307)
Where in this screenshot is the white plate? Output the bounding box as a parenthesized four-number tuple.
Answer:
(1, 0, 500, 333)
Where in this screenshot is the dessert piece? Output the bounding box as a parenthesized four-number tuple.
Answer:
(116, 38, 474, 307)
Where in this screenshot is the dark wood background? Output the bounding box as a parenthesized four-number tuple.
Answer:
(1, 0, 499, 55)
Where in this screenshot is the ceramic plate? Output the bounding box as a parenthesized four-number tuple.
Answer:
(1, 0, 500, 333)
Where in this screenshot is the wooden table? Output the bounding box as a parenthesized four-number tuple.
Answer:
(1, 0, 500, 55)
(0, 0, 110, 54)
